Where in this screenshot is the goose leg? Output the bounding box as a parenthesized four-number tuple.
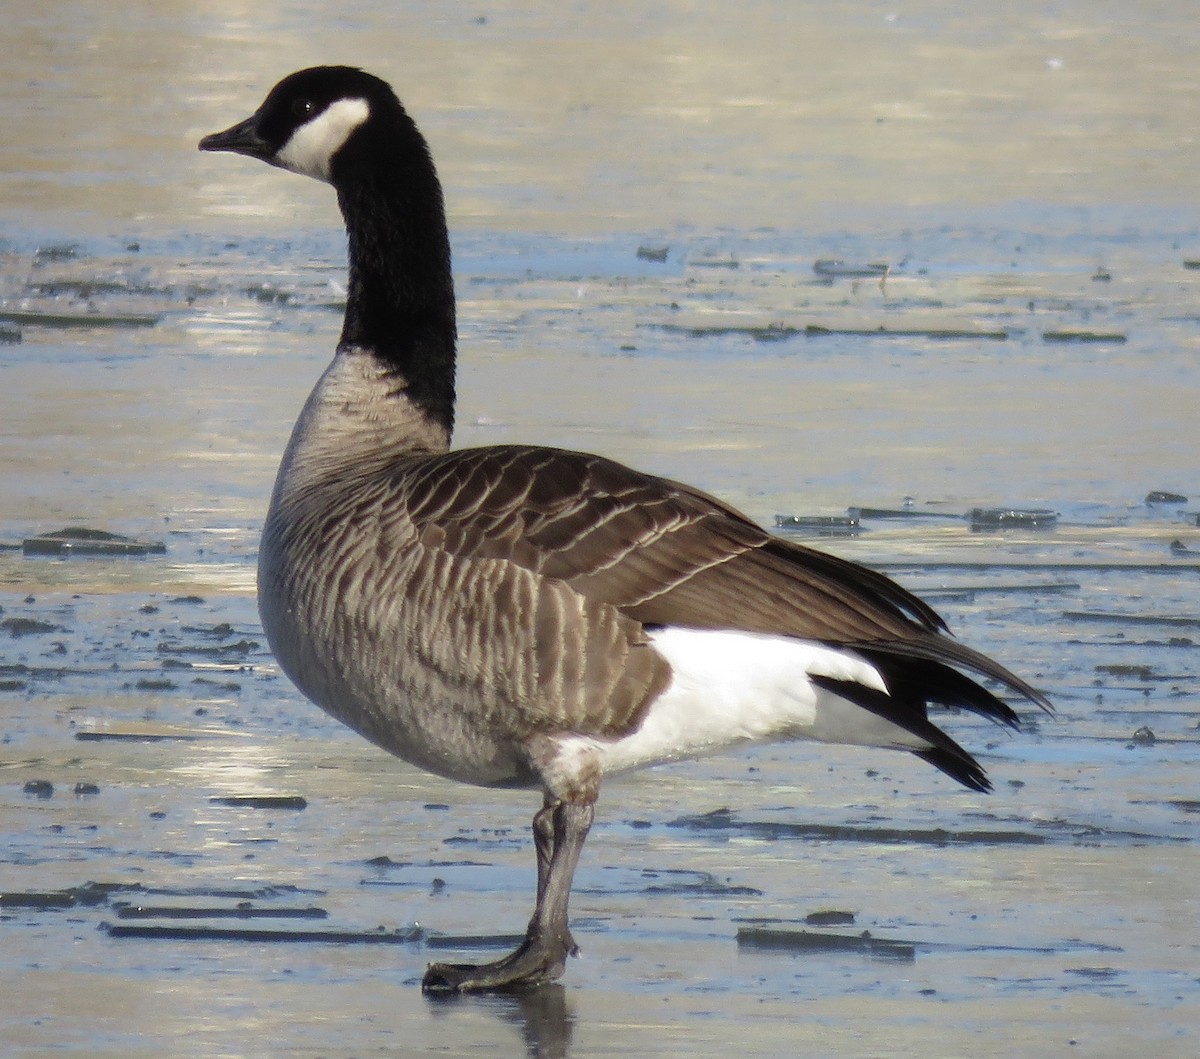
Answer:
(532, 794, 557, 906)
(422, 798, 594, 992)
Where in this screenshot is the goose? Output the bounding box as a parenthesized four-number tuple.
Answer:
(199, 66, 1051, 993)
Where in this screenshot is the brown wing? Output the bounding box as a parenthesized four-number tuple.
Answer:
(394, 443, 1049, 722)
(402, 444, 940, 638)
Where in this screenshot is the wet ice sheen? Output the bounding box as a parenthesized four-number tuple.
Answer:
(3, 2, 1200, 1056)
(2, 249, 1199, 1055)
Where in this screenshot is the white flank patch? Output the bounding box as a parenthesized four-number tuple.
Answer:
(277, 97, 371, 182)
(558, 627, 934, 779)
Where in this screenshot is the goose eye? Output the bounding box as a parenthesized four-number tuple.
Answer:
(292, 98, 315, 118)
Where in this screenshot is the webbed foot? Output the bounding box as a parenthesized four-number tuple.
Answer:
(421, 931, 578, 993)
(421, 799, 593, 993)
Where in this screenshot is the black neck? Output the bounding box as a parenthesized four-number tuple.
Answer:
(334, 114, 457, 436)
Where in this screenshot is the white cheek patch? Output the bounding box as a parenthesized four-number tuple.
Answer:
(276, 97, 371, 182)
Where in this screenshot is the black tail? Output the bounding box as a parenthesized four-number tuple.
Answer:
(810, 639, 1051, 793)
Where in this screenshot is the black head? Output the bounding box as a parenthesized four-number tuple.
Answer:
(201, 66, 456, 432)
(199, 66, 410, 184)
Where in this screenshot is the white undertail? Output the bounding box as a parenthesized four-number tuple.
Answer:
(552, 627, 933, 783)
